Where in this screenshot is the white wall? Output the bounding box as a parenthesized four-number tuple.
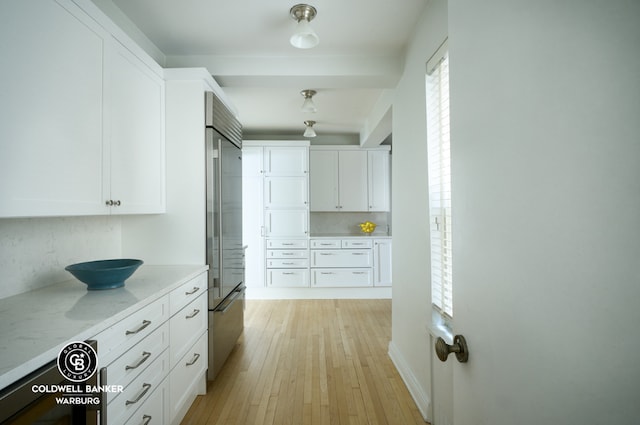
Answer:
(0, 216, 121, 298)
(388, 0, 448, 418)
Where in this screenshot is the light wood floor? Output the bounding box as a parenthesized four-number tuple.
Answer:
(181, 299, 427, 425)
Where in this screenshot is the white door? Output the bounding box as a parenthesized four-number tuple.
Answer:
(443, 2, 640, 424)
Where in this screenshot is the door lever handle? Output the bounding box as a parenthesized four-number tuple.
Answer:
(435, 335, 469, 363)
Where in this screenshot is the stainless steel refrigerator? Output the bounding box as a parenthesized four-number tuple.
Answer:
(205, 91, 245, 380)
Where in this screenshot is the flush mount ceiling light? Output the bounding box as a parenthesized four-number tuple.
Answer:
(300, 89, 317, 113)
(303, 120, 317, 137)
(290, 4, 319, 49)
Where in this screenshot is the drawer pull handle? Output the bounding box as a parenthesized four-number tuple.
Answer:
(126, 383, 151, 406)
(186, 353, 201, 366)
(282, 243, 294, 246)
(282, 262, 295, 265)
(352, 253, 366, 256)
(281, 253, 294, 256)
(319, 253, 333, 256)
(185, 286, 200, 295)
(142, 415, 152, 425)
(125, 320, 151, 336)
(282, 272, 296, 275)
(320, 272, 334, 275)
(186, 309, 201, 319)
(125, 351, 151, 370)
(353, 272, 367, 275)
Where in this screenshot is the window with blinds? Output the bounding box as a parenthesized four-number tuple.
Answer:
(426, 41, 453, 319)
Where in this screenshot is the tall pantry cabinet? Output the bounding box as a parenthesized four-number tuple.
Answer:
(242, 141, 310, 291)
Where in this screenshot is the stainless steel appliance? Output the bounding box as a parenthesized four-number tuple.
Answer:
(0, 340, 102, 424)
(205, 91, 245, 380)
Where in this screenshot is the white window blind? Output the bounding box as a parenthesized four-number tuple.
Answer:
(426, 42, 453, 318)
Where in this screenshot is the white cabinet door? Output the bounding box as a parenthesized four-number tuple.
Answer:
(242, 147, 265, 288)
(264, 147, 308, 176)
(242, 146, 264, 177)
(0, 0, 107, 217)
(106, 38, 165, 214)
(309, 150, 339, 211)
(367, 150, 390, 212)
(338, 151, 368, 211)
(373, 239, 392, 287)
(264, 177, 308, 209)
(265, 210, 308, 237)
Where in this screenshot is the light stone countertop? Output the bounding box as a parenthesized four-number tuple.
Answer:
(309, 234, 392, 238)
(0, 264, 207, 390)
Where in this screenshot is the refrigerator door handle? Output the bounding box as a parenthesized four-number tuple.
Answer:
(215, 286, 246, 314)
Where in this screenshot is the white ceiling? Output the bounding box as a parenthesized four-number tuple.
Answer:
(107, 0, 427, 139)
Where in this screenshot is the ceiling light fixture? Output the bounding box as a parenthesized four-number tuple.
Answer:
(303, 120, 317, 138)
(300, 89, 317, 113)
(290, 4, 319, 49)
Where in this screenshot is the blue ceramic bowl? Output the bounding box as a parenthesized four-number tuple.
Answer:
(65, 259, 143, 290)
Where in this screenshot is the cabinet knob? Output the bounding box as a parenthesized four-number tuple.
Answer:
(114, 200, 121, 206)
(105, 200, 113, 206)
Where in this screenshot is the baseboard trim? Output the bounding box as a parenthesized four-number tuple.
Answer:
(245, 286, 392, 299)
(388, 340, 431, 422)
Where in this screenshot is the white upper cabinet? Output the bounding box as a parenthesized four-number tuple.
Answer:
(105, 38, 165, 214)
(0, 0, 107, 217)
(309, 150, 339, 211)
(264, 147, 308, 176)
(367, 150, 391, 212)
(310, 148, 389, 212)
(0, 0, 165, 218)
(338, 150, 368, 211)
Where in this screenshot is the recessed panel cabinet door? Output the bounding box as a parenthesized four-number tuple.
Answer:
(0, 0, 107, 217)
(309, 150, 339, 211)
(264, 177, 308, 209)
(105, 39, 165, 214)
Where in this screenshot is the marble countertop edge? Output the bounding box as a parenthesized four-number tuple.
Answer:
(0, 264, 208, 391)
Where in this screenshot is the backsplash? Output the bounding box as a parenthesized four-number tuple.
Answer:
(310, 212, 391, 236)
(0, 216, 121, 299)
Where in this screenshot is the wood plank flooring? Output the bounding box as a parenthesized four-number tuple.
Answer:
(181, 299, 427, 425)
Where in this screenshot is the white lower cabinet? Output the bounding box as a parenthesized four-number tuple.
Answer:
(122, 378, 169, 425)
(109, 350, 170, 425)
(373, 239, 393, 287)
(266, 239, 310, 287)
(169, 332, 208, 422)
(311, 269, 372, 287)
(168, 279, 208, 425)
(92, 271, 207, 425)
(309, 237, 390, 288)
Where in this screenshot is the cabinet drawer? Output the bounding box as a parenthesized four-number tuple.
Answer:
(310, 249, 372, 268)
(106, 321, 169, 404)
(108, 349, 170, 425)
(96, 295, 169, 366)
(170, 292, 208, 369)
(310, 239, 341, 249)
(311, 269, 373, 287)
(169, 332, 208, 423)
(341, 239, 373, 249)
(267, 269, 309, 287)
(121, 379, 167, 425)
(267, 239, 308, 249)
(169, 272, 207, 316)
(267, 249, 308, 259)
(267, 258, 309, 268)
